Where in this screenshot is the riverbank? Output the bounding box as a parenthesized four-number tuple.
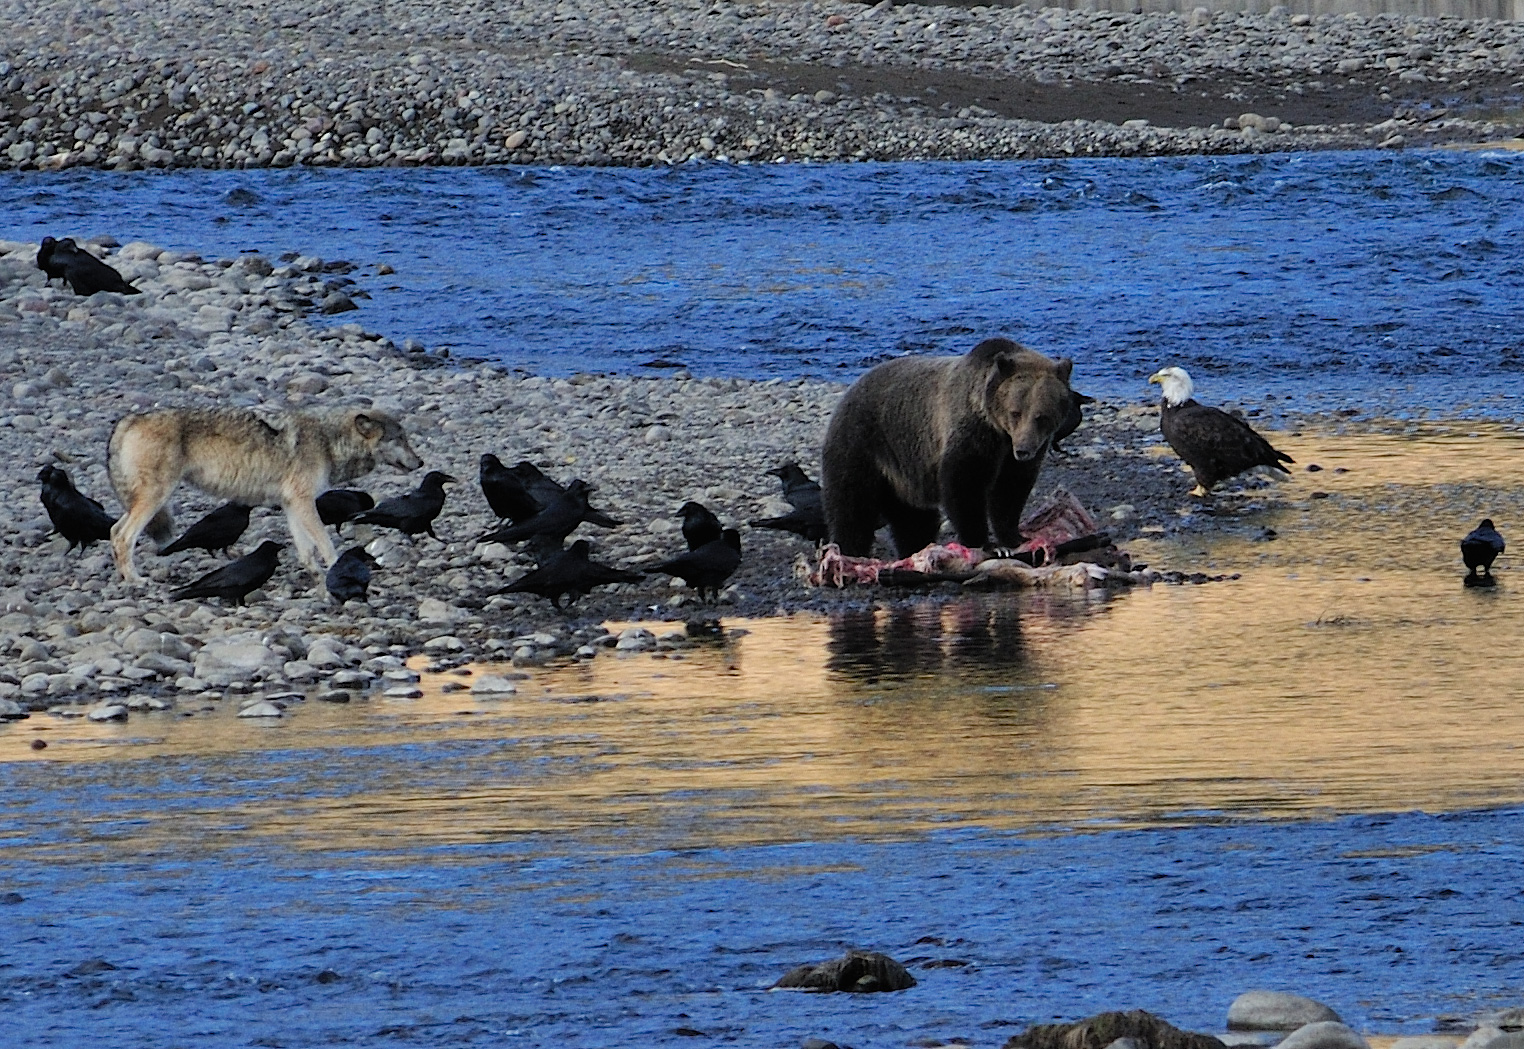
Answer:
(0, 232, 1309, 711)
(4, 0, 1524, 172)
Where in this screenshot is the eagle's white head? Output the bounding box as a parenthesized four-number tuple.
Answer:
(1148, 366, 1194, 407)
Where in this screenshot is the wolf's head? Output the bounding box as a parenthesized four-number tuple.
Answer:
(355, 410, 424, 472)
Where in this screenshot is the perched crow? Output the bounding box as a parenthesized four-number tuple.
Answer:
(316, 489, 375, 532)
(480, 478, 598, 547)
(499, 540, 643, 610)
(37, 464, 117, 552)
(61, 243, 141, 296)
(169, 541, 282, 605)
(479, 453, 541, 524)
(1462, 518, 1505, 585)
(36, 236, 72, 286)
(751, 462, 827, 542)
(648, 529, 742, 602)
(768, 462, 823, 512)
(679, 500, 723, 551)
(326, 545, 377, 604)
(509, 461, 621, 528)
(158, 503, 251, 556)
(1050, 390, 1097, 454)
(351, 471, 455, 540)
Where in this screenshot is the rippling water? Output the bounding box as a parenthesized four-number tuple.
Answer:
(8, 154, 1524, 1043)
(6, 429, 1524, 1047)
(4, 149, 1524, 414)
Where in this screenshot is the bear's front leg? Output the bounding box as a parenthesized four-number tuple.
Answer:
(939, 453, 994, 550)
(987, 453, 1042, 549)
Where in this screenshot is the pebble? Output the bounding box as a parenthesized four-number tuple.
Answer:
(236, 700, 284, 718)
(2, 1, 1521, 174)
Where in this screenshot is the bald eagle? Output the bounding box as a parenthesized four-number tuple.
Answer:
(1147, 366, 1294, 497)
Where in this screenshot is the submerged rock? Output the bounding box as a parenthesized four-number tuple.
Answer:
(772, 949, 915, 993)
(1002, 1009, 1227, 1049)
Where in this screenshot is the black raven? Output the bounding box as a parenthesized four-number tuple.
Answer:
(499, 540, 643, 610)
(326, 545, 377, 604)
(316, 489, 375, 532)
(751, 462, 826, 542)
(508, 461, 621, 528)
(679, 501, 723, 551)
(648, 529, 741, 602)
(61, 243, 141, 296)
(158, 503, 251, 556)
(479, 478, 598, 547)
(37, 465, 116, 552)
(479, 453, 541, 524)
(351, 471, 455, 540)
(1050, 390, 1096, 454)
(1462, 519, 1505, 585)
(169, 541, 282, 605)
(36, 237, 72, 286)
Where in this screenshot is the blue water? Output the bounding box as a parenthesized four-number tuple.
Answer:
(4, 150, 1524, 414)
(2, 746, 1522, 1048)
(7, 152, 1524, 1045)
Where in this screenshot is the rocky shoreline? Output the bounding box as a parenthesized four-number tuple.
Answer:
(2, 231, 1266, 718)
(4, 0, 1524, 173)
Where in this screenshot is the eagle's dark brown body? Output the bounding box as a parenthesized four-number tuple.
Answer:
(1159, 398, 1294, 495)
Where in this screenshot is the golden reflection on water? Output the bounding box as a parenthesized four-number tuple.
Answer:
(8, 427, 1524, 855)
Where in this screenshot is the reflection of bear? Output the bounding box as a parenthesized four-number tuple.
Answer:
(821, 338, 1074, 557)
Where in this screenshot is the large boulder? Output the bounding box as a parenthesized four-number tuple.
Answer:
(773, 950, 915, 993)
(1228, 992, 1342, 1032)
(1002, 1010, 1227, 1049)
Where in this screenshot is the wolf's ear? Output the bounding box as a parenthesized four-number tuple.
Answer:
(354, 413, 383, 439)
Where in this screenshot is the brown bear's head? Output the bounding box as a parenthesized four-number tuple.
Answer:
(971, 339, 1075, 462)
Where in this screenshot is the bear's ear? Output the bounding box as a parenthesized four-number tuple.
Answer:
(1055, 357, 1074, 382)
(994, 354, 1018, 379)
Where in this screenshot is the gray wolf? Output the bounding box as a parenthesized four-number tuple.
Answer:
(822, 338, 1074, 557)
(108, 406, 423, 583)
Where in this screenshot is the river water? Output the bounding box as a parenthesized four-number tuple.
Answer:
(5, 154, 1524, 1046)
(4, 149, 1524, 415)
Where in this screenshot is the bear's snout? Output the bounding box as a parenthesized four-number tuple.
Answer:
(1010, 439, 1047, 462)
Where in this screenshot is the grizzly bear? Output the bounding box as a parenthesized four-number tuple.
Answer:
(821, 338, 1075, 558)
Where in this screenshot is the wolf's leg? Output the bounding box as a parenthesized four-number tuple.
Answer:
(284, 498, 339, 573)
(111, 494, 173, 583)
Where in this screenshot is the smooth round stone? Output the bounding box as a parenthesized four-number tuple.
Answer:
(86, 703, 128, 722)
(315, 689, 351, 704)
(470, 675, 518, 695)
(1277, 1022, 1368, 1049)
(236, 700, 284, 718)
(1460, 1031, 1524, 1049)
(1228, 992, 1342, 1031)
